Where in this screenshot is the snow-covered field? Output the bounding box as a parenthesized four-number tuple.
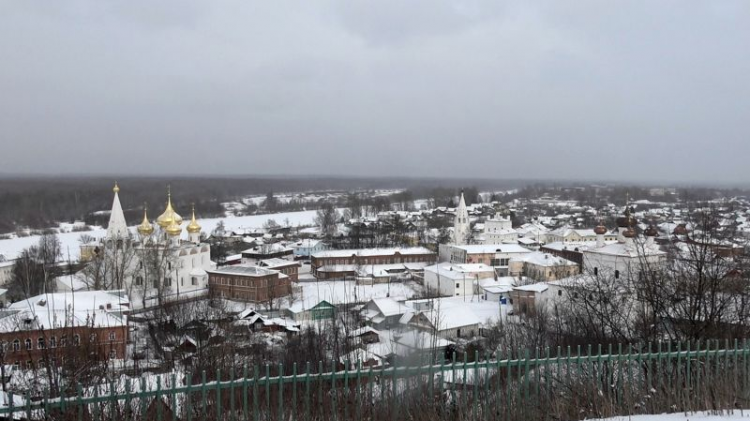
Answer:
(0, 209, 324, 262)
(596, 411, 750, 420)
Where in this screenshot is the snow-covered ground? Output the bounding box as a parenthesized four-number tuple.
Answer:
(596, 411, 750, 420)
(0, 209, 324, 262)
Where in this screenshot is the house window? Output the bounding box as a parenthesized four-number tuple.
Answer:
(90, 333, 97, 343)
(26, 360, 33, 370)
(109, 331, 116, 341)
(109, 350, 117, 359)
(558, 290, 562, 296)
(60, 335, 67, 347)
(192, 277, 198, 286)
(12, 339, 19, 352)
(615, 270, 620, 279)
(25, 339, 32, 350)
(135, 276, 143, 286)
(456, 283, 460, 288)
(594, 267, 598, 276)
(165, 277, 172, 287)
(168, 262, 172, 270)
(38, 337, 45, 349)
(49, 336, 56, 348)
(73, 335, 80, 346)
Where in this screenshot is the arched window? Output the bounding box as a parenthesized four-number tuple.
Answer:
(73, 334, 80, 346)
(38, 337, 45, 349)
(12, 339, 19, 352)
(615, 270, 620, 279)
(25, 339, 32, 350)
(135, 276, 143, 286)
(49, 336, 56, 348)
(109, 331, 116, 341)
(89, 333, 97, 343)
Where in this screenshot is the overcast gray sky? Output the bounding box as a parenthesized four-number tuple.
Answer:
(0, 1, 748, 183)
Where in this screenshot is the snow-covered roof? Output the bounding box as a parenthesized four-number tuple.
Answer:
(207, 265, 279, 277)
(423, 263, 495, 280)
(510, 251, 578, 267)
(312, 247, 434, 259)
(0, 290, 128, 331)
(451, 244, 531, 254)
(513, 283, 549, 293)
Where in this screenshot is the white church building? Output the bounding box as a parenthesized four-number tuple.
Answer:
(80, 184, 214, 306)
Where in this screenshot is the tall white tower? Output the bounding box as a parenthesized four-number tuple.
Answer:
(453, 190, 470, 245)
(106, 182, 129, 239)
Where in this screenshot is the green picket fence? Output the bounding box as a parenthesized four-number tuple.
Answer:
(3, 339, 750, 421)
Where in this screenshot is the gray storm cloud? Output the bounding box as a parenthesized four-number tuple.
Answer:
(0, 1, 748, 183)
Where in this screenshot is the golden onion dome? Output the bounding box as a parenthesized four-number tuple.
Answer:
(165, 220, 182, 237)
(137, 206, 154, 236)
(156, 188, 183, 228)
(186, 205, 201, 234)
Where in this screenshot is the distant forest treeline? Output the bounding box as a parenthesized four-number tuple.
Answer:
(0, 176, 528, 233)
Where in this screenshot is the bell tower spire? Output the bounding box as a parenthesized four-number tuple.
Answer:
(453, 189, 470, 245)
(106, 182, 129, 239)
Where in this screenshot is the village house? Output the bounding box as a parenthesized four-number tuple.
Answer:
(292, 239, 326, 259)
(241, 243, 294, 262)
(360, 297, 410, 329)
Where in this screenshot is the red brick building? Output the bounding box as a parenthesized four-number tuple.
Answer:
(0, 291, 129, 369)
(259, 258, 301, 282)
(207, 265, 292, 302)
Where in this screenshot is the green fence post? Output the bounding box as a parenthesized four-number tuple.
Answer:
(229, 366, 235, 421)
(156, 376, 163, 421)
(676, 341, 683, 411)
(354, 360, 361, 421)
(293, 363, 298, 421)
(318, 361, 324, 420)
(124, 378, 131, 421)
(186, 372, 193, 421)
(253, 365, 260, 421)
(215, 368, 222, 421)
(278, 363, 284, 421)
(440, 355, 447, 420)
(171, 373, 179, 421)
(343, 360, 350, 421)
(200, 370, 207, 421)
(304, 362, 310, 421)
(140, 377, 148, 421)
(473, 350, 480, 421)
(242, 365, 248, 421)
(265, 364, 271, 416)
(76, 382, 84, 421)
